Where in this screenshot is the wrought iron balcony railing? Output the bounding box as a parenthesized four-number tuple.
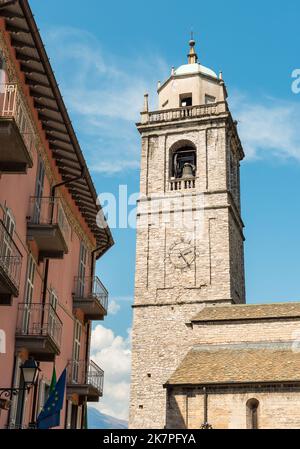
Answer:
(0, 83, 35, 160)
(16, 302, 62, 352)
(67, 359, 104, 396)
(27, 197, 70, 260)
(0, 220, 22, 296)
(73, 276, 108, 315)
(28, 196, 70, 239)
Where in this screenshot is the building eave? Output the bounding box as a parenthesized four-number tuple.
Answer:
(0, 0, 114, 257)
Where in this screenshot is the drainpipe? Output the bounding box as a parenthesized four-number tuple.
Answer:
(203, 387, 208, 424)
(50, 168, 85, 199)
(43, 168, 85, 301)
(42, 169, 85, 310)
(82, 243, 108, 425)
(37, 169, 86, 427)
(86, 242, 108, 362)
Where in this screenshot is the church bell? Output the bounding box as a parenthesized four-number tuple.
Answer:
(182, 163, 194, 179)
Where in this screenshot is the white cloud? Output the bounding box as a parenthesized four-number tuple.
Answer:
(90, 325, 131, 420)
(108, 299, 121, 315)
(230, 92, 300, 161)
(43, 26, 169, 175)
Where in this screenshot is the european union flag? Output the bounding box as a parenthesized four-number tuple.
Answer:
(37, 368, 66, 429)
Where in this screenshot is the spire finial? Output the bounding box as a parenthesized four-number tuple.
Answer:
(143, 93, 149, 113)
(188, 31, 198, 64)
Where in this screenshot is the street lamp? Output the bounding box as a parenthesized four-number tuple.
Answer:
(20, 359, 40, 386)
(0, 358, 40, 401)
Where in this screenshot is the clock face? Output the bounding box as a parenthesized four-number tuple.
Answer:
(168, 239, 196, 270)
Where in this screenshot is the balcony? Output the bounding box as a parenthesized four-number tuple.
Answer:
(27, 197, 70, 262)
(67, 359, 104, 402)
(0, 220, 22, 305)
(170, 177, 196, 191)
(73, 276, 108, 321)
(15, 303, 62, 362)
(140, 101, 227, 125)
(0, 83, 34, 173)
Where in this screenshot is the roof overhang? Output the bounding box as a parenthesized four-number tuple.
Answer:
(0, 0, 114, 258)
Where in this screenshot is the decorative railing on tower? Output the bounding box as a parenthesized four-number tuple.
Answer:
(140, 101, 227, 125)
(169, 177, 196, 191)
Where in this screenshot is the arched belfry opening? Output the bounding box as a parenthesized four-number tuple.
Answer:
(170, 141, 196, 180)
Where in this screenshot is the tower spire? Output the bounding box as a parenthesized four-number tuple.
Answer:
(188, 32, 198, 64)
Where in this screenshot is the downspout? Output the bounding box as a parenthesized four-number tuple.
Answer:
(82, 243, 108, 428)
(84, 229, 101, 372)
(203, 387, 208, 424)
(82, 247, 97, 426)
(50, 168, 85, 199)
(39, 169, 86, 427)
(42, 169, 85, 311)
(41, 168, 85, 317)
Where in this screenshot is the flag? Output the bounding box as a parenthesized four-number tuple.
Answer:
(49, 366, 57, 395)
(37, 368, 66, 429)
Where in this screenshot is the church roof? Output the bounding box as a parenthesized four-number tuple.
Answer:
(174, 63, 218, 79)
(191, 302, 300, 323)
(166, 345, 300, 386)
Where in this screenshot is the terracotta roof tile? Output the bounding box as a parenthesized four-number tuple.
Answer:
(192, 303, 300, 323)
(167, 346, 300, 385)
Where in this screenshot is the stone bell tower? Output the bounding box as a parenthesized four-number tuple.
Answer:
(129, 39, 245, 429)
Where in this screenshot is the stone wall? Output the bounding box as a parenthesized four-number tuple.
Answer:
(166, 388, 300, 429)
(130, 112, 246, 428)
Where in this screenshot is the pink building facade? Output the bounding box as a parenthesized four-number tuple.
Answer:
(0, 0, 113, 428)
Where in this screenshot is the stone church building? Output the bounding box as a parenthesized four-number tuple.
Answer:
(129, 39, 300, 429)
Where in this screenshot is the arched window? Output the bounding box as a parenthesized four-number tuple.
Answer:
(171, 146, 196, 179)
(246, 398, 259, 429)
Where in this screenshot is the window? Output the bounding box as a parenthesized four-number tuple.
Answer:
(37, 379, 50, 416)
(180, 94, 192, 107)
(2, 208, 15, 263)
(78, 242, 87, 297)
(205, 94, 216, 104)
(246, 398, 259, 429)
(172, 147, 196, 179)
(48, 289, 58, 339)
(72, 320, 82, 383)
(49, 289, 58, 310)
(33, 157, 45, 224)
(22, 256, 35, 334)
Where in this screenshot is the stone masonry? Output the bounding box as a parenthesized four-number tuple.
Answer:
(129, 41, 246, 428)
(129, 41, 300, 429)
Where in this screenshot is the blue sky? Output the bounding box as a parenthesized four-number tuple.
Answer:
(30, 0, 300, 420)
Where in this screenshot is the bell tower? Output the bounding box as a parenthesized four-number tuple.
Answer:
(129, 39, 245, 429)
